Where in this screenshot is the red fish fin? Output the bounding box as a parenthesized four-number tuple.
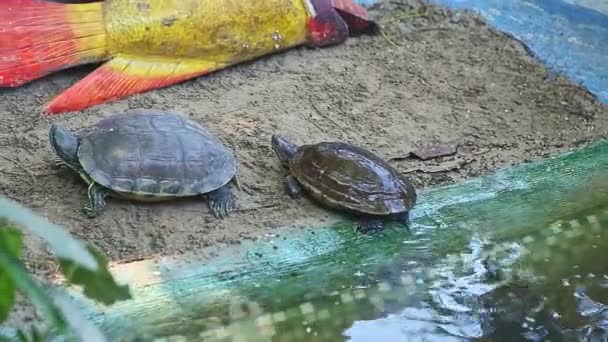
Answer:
(0, 0, 107, 87)
(44, 56, 222, 114)
(307, 0, 349, 47)
(306, 0, 377, 47)
(330, 0, 378, 35)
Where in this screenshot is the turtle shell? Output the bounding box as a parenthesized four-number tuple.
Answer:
(76, 109, 236, 197)
(290, 142, 416, 215)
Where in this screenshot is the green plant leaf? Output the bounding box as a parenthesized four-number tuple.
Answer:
(0, 227, 22, 256)
(0, 197, 131, 305)
(59, 244, 131, 305)
(0, 276, 15, 324)
(0, 250, 66, 332)
(16, 327, 45, 342)
(0, 197, 97, 271)
(0, 332, 15, 342)
(50, 292, 107, 342)
(17, 329, 28, 342)
(0, 227, 23, 323)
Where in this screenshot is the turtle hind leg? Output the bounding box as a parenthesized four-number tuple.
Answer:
(353, 217, 385, 234)
(83, 183, 109, 218)
(353, 212, 412, 235)
(392, 211, 412, 231)
(207, 184, 238, 219)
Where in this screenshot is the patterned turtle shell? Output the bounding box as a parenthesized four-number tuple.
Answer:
(290, 142, 416, 215)
(76, 109, 236, 198)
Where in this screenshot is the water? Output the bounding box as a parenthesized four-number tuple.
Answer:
(186, 207, 608, 341)
(80, 205, 606, 341)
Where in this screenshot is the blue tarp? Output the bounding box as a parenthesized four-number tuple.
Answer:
(356, 0, 608, 105)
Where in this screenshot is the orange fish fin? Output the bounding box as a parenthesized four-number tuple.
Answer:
(0, 0, 107, 87)
(43, 55, 224, 115)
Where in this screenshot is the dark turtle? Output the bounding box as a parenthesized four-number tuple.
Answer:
(271, 134, 417, 232)
(49, 109, 239, 218)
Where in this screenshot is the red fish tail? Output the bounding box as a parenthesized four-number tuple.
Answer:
(0, 0, 107, 87)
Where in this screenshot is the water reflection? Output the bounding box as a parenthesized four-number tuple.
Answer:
(346, 208, 608, 342)
(83, 208, 608, 341)
(75, 206, 608, 341)
(346, 306, 478, 341)
(344, 236, 507, 341)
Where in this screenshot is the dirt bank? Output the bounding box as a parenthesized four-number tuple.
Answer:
(0, 1, 606, 279)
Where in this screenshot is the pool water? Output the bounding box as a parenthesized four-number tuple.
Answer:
(89, 202, 606, 342)
(170, 206, 607, 341)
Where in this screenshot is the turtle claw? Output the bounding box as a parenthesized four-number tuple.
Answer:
(395, 211, 412, 231)
(207, 184, 238, 219)
(83, 206, 98, 219)
(83, 183, 108, 218)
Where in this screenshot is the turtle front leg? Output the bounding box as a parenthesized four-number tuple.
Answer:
(285, 175, 303, 199)
(83, 183, 109, 218)
(207, 184, 238, 219)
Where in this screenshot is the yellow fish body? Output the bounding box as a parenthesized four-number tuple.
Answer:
(0, 0, 377, 114)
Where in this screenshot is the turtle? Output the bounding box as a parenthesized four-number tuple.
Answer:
(49, 109, 239, 219)
(271, 134, 417, 232)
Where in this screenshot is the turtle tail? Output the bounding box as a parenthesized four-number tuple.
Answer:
(0, 0, 108, 88)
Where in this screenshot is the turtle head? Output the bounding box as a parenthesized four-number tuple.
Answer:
(49, 124, 80, 168)
(271, 135, 299, 168)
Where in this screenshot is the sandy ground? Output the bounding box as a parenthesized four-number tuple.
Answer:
(0, 0, 607, 289)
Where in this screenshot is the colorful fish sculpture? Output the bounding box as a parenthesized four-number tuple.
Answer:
(0, 0, 377, 114)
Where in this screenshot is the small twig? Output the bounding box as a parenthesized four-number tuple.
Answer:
(239, 185, 255, 196)
(220, 106, 248, 116)
(389, 10, 426, 24)
(1, 155, 37, 186)
(309, 99, 351, 137)
(400, 159, 475, 174)
(236, 203, 282, 213)
(0, 170, 25, 178)
(563, 107, 595, 121)
(33, 171, 63, 177)
(380, 28, 400, 48)
(306, 113, 327, 134)
(412, 27, 452, 34)
(29, 197, 50, 208)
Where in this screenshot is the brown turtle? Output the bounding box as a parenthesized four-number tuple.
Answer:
(271, 135, 417, 232)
